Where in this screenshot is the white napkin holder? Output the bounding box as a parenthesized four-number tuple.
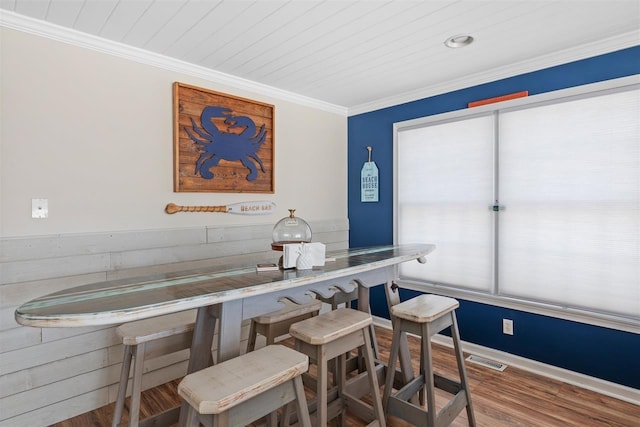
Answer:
(283, 242, 326, 269)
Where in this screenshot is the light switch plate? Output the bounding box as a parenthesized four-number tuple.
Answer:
(32, 199, 48, 218)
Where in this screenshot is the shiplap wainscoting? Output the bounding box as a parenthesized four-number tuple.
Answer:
(0, 219, 349, 427)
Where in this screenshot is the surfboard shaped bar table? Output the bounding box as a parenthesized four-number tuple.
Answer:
(15, 244, 435, 427)
(16, 244, 434, 328)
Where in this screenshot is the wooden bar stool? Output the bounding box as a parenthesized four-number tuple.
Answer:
(178, 345, 312, 427)
(382, 294, 476, 427)
(289, 308, 386, 427)
(313, 285, 371, 375)
(247, 299, 322, 352)
(112, 310, 199, 427)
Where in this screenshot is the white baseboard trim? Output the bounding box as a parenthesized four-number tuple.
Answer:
(372, 316, 640, 406)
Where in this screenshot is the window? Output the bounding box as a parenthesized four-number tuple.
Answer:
(397, 115, 494, 292)
(395, 77, 639, 329)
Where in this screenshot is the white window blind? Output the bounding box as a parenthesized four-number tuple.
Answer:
(395, 82, 639, 322)
(397, 116, 495, 291)
(498, 90, 640, 317)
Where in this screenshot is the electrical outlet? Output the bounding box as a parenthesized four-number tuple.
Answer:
(503, 318, 514, 335)
(32, 199, 48, 219)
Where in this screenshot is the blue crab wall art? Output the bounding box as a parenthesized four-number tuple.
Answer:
(185, 106, 268, 181)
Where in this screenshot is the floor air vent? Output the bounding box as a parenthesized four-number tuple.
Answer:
(466, 355, 508, 371)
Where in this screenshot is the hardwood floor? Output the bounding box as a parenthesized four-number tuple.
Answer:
(51, 326, 639, 427)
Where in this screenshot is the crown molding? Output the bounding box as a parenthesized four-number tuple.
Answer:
(2, 10, 637, 118)
(348, 30, 640, 117)
(0, 10, 348, 116)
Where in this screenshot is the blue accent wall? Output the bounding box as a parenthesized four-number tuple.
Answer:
(348, 46, 640, 389)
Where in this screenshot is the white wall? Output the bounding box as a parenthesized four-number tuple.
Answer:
(0, 26, 349, 426)
(0, 27, 347, 238)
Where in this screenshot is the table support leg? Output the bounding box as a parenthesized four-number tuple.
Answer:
(356, 280, 380, 359)
(384, 281, 415, 386)
(216, 299, 243, 362)
(178, 305, 218, 427)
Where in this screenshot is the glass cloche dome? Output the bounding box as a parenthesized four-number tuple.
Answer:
(271, 209, 312, 250)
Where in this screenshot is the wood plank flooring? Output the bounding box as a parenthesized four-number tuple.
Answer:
(51, 326, 639, 427)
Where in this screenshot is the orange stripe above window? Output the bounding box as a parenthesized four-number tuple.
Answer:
(468, 91, 529, 108)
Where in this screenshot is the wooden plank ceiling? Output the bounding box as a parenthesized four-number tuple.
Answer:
(1, 0, 638, 109)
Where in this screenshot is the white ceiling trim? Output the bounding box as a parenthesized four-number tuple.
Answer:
(348, 30, 640, 116)
(0, 10, 347, 116)
(1, 10, 637, 118)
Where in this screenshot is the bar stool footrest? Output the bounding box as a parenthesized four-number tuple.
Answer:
(439, 391, 472, 427)
(342, 392, 377, 424)
(303, 393, 345, 427)
(345, 368, 378, 399)
(388, 374, 470, 427)
(386, 395, 428, 427)
(434, 373, 463, 395)
(137, 406, 180, 427)
(393, 375, 424, 402)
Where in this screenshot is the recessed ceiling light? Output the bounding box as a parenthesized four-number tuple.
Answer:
(444, 34, 474, 48)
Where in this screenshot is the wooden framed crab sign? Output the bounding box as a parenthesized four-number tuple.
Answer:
(173, 82, 275, 193)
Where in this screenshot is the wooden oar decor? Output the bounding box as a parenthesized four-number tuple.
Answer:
(165, 201, 276, 215)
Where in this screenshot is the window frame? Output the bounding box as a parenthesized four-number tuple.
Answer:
(393, 75, 640, 333)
